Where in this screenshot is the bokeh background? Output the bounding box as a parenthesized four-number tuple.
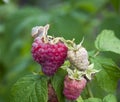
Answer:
(0, 0, 120, 102)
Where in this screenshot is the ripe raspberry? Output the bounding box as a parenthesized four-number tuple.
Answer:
(67, 46, 89, 70)
(31, 37, 68, 76)
(48, 83, 58, 102)
(63, 75, 87, 100)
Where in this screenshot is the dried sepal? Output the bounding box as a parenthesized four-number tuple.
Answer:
(84, 63, 100, 80)
(31, 24, 49, 38)
(67, 68, 85, 80)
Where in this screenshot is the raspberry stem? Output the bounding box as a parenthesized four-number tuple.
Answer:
(86, 84, 94, 97)
(94, 51, 100, 57)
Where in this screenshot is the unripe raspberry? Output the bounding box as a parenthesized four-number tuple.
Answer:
(63, 75, 87, 100)
(67, 46, 89, 70)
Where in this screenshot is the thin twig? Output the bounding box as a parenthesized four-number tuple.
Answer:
(94, 51, 100, 57)
(86, 84, 94, 98)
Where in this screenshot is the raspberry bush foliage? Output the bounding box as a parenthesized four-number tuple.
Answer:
(10, 24, 120, 102)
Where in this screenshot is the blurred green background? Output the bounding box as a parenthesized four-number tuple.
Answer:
(0, 0, 120, 102)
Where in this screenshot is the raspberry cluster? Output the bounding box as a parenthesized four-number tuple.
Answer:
(62, 39, 98, 100)
(31, 24, 99, 101)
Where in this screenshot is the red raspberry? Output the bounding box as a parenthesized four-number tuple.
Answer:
(48, 83, 58, 102)
(31, 37, 68, 76)
(63, 75, 87, 100)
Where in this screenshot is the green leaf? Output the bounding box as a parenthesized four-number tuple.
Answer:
(51, 69, 67, 102)
(88, 79, 108, 99)
(95, 30, 120, 55)
(10, 74, 48, 102)
(84, 98, 102, 102)
(99, 16, 120, 39)
(91, 56, 120, 93)
(76, 96, 84, 102)
(103, 94, 117, 102)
